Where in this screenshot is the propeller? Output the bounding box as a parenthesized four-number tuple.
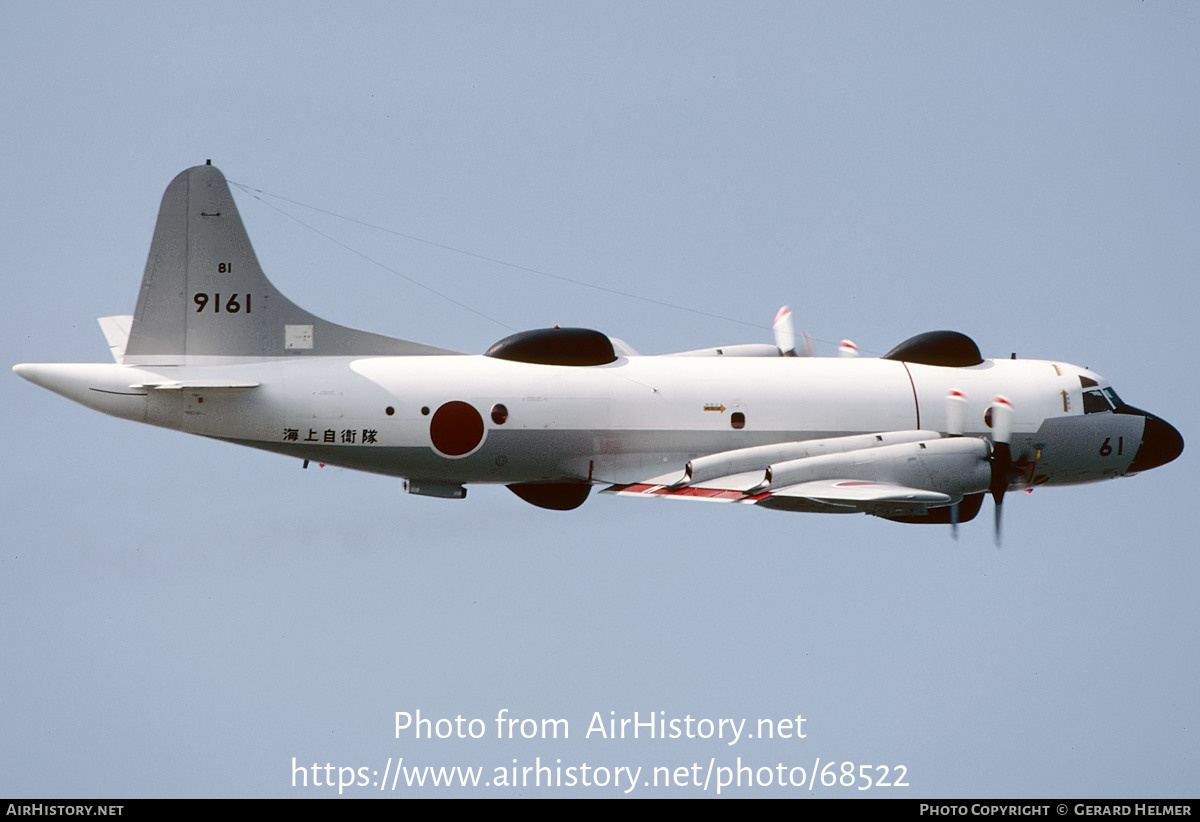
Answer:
(773, 307, 795, 356)
(772, 306, 814, 357)
(987, 395, 1015, 546)
(945, 389, 968, 539)
(942, 390, 1018, 544)
(945, 389, 967, 437)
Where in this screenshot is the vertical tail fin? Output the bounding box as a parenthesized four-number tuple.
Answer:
(122, 163, 456, 364)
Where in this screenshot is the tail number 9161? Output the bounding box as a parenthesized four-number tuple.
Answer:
(194, 293, 252, 314)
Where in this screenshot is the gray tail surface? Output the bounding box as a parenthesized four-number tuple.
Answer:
(122, 163, 457, 364)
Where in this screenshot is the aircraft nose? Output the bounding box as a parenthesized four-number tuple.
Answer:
(1123, 407, 1184, 473)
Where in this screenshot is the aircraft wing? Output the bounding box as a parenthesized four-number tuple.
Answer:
(603, 477, 951, 515)
(600, 431, 990, 518)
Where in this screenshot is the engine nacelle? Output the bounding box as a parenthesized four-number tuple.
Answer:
(762, 437, 992, 500)
(677, 430, 938, 488)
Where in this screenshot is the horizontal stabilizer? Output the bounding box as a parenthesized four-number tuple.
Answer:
(98, 315, 133, 363)
(131, 380, 260, 391)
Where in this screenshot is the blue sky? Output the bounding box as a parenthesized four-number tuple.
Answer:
(2, 2, 1195, 797)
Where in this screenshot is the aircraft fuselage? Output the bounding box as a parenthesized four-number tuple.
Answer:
(15, 351, 1150, 489)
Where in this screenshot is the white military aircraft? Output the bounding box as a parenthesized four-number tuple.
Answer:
(14, 164, 1183, 540)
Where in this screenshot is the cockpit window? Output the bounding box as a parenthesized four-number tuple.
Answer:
(1103, 388, 1123, 408)
(1082, 389, 1113, 414)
